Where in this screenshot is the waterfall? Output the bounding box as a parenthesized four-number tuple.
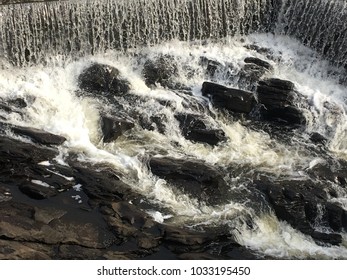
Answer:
(0, 0, 278, 65)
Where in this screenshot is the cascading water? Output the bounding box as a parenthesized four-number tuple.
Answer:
(0, 0, 347, 260)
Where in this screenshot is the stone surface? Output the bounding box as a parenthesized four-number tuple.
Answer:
(201, 81, 256, 114)
(142, 55, 178, 88)
(149, 156, 230, 205)
(175, 113, 226, 145)
(78, 63, 130, 96)
(101, 116, 135, 142)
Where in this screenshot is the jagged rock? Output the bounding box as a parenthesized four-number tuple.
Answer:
(9, 125, 66, 145)
(254, 179, 343, 245)
(101, 116, 135, 142)
(175, 113, 226, 145)
(256, 78, 306, 125)
(201, 82, 256, 114)
(149, 157, 230, 205)
(0, 183, 12, 203)
(78, 63, 130, 96)
(142, 55, 178, 87)
(139, 114, 167, 134)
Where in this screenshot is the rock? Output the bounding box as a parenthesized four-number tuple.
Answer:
(244, 57, 273, 71)
(78, 63, 130, 96)
(139, 114, 167, 134)
(19, 182, 58, 200)
(311, 231, 342, 246)
(101, 116, 135, 142)
(201, 82, 256, 114)
(149, 157, 230, 205)
(142, 55, 178, 87)
(310, 132, 327, 145)
(254, 179, 343, 245)
(0, 183, 12, 203)
(162, 225, 211, 246)
(175, 113, 226, 145)
(256, 78, 306, 125)
(9, 124, 66, 146)
(71, 165, 133, 201)
(326, 203, 347, 232)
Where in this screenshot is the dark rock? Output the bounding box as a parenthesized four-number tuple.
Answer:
(310, 132, 327, 145)
(78, 63, 130, 96)
(71, 165, 133, 201)
(8, 98, 27, 108)
(142, 55, 178, 87)
(138, 114, 167, 134)
(10, 125, 66, 146)
(256, 78, 306, 125)
(162, 225, 211, 246)
(101, 116, 135, 142)
(326, 203, 347, 232)
(0, 183, 12, 203)
(175, 113, 226, 145)
(149, 157, 230, 205)
(18, 182, 58, 200)
(244, 57, 273, 70)
(254, 179, 342, 245)
(201, 82, 256, 114)
(311, 231, 342, 246)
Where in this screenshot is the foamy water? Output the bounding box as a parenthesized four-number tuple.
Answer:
(1, 34, 347, 259)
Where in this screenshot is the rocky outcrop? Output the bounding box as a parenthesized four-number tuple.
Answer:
(142, 55, 178, 88)
(175, 113, 226, 146)
(101, 116, 135, 143)
(201, 82, 256, 114)
(256, 78, 306, 126)
(254, 179, 346, 245)
(149, 157, 230, 205)
(78, 63, 131, 97)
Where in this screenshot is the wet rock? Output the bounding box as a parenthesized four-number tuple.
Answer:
(71, 165, 133, 201)
(162, 225, 212, 246)
(101, 116, 135, 142)
(19, 182, 58, 200)
(142, 55, 178, 87)
(254, 179, 342, 245)
(201, 82, 256, 114)
(0, 240, 53, 260)
(149, 157, 230, 205)
(139, 114, 167, 134)
(326, 203, 347, 232)
(9, 125, 66, 146)
(244, 57, 273, 71)
(8, 98, 27, 109)
(311, 231, 342, 246)
(310, 132, 327, 145)
(175, 113, 226, 145)
(0, 183, 12, 203)
(256, 78, 306, 126)
(78, 63, 130, 96)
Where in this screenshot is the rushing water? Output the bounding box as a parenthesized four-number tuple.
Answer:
(1, 0, 347, 259)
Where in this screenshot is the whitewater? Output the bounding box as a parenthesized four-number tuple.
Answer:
(1, 0, 347, 259)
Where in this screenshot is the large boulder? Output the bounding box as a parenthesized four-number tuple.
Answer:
(78, 63, 130, 96)
(201, 82, 256, 114)
(149, 157, 230, 205)
(256, 78, 306, 126)
(142, 55, 178, 88)
(175, 113, 226, 146)
(254, 179, 344, 245)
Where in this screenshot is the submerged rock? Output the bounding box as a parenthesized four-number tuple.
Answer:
(78, 63, 130, 96)
(175, 113, 226, 146)
(201, 82, 256, 114)
(101, 116, 135, 143)
(149, 156, 230, 205)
